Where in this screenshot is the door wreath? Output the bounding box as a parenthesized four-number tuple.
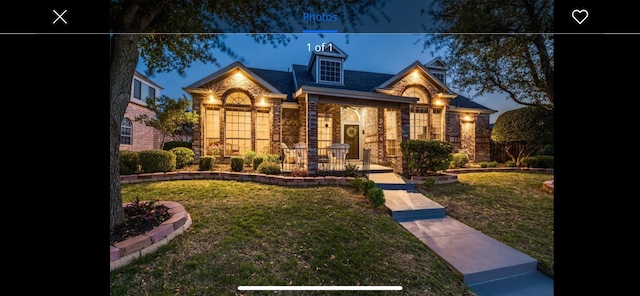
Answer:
(346, 126, 357, 138)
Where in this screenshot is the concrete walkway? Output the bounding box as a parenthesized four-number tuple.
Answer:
(368, 171, 554, 296)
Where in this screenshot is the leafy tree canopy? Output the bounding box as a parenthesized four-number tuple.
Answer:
(135, 95, 198, 149)
(491, 106, 553, 165)
(420, 0, 554, 113)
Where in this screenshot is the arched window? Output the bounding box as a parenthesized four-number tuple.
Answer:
(403, 86, 430, 140)
(403, 86, 428, 104)
(121, 117, 133, 145)
(224, 92, 252, 156)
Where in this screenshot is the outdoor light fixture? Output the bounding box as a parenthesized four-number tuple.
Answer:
(462, 114, 474, 122)
(207, 94, 217, 104)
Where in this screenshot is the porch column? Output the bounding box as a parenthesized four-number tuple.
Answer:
(396, 104, 410, 176)
(271, 100, 282, 155)
(377, 107, 385, 164)
(307, 94, 319, 175)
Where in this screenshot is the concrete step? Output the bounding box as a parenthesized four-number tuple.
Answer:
(383, 190, 446, 221)
(468, 272, 554, 296)
(398, 217, 540, 286)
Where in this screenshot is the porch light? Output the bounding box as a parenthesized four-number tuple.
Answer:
(259, 97, 267, 106)
(434, 99, 443, 106)
(462, 114, 474, 122)
(207, 94, 217, 104)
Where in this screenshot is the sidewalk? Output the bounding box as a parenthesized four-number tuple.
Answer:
(369, 172, 554, 296)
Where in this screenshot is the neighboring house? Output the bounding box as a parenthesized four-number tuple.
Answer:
(184, 43, 496, 175)
(120, 70, 164, 151)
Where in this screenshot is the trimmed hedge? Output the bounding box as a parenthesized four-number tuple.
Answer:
(139, 150, 176, 173)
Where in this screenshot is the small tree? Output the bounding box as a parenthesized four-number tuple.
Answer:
(491, 106, 553, 166)
(135, 95, 198, 150)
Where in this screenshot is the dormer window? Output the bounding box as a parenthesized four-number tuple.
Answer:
(433, 72, 445, 85)
(318, 58, 342, 84)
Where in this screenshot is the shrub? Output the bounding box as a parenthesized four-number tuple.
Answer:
(480, 162, 488, 168)
(257, 161, 281, 175)
(487, 161, 498, 168)
(291, 167, 309, 177)
(422, 178, 436, 190)
(243, 150, 257, 166)
(170, 147, 195, 169)
(504, 160, 517, 167)
(400, 139, 454, 176)
(520, 155, 554, 168)
(230, 157, 244, 172)
(199, 156, 215, 171)
(350, 177, 376, 194)
(207, 144, 224, 162)
(366, 187, 386, 207)
(252, 155, 265, 170)
(139, 150, 176, 173)
(119, 150, 140, 175)
(262, 153, 281, 163)
(344, 163, 360, 177)
(449, 152, 469, 168)
(162, 141, 192, 151)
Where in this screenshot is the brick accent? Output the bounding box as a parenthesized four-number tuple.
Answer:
(307, 95, 319, 174)
(271, 100, 282, 154)
(120, 103, 163, 151)
(281, 108, 299, 148)
(397, 104, 410, 175)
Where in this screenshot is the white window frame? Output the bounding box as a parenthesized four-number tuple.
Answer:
(317, 58, 343, 84)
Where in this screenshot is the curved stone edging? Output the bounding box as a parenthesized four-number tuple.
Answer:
(542, 180, 554, 193)
(445, 167, 554, 174)
(120, 171, 356, 186)
(410, 173, 458, 184)
(110, 201, 191, 271)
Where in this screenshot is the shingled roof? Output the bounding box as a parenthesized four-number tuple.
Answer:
(291, 64, 394, 92)
(247, 67, 296, 100)
(449, 95, 496, 111)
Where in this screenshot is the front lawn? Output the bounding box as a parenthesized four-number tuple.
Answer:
(110, 180, 475, 296)
(417, 172, 554, 278)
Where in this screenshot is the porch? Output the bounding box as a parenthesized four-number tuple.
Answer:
(280, 146, 394, 175)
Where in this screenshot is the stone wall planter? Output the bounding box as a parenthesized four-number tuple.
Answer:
(110, 201, 191, 271)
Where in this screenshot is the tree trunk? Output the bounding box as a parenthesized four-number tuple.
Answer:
(110, 33, 141, 231)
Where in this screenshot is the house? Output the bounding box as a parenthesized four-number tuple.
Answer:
(119, 70, 164, 151)
(184, 43, 496, 175)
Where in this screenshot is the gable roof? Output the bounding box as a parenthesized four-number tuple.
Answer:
(424, 57, 447, 71)
(184, 61, 284, 95)
(377, 61, 453, 94)
(307, 42, 349, 71)
(134, 70, 164, 90)
(184, 59, 496, 112)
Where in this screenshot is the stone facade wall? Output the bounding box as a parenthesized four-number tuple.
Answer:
(120, 103, 163, 151)
(474, 114, 491, 162)
(445, 112, 461, 151)
(281, 108, 300, 148)
(298, 98, 307, 144)
(191, 74, 275, 161)
(363, 107, 380, 162)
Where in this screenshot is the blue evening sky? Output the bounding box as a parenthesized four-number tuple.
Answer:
(136, 33, 522, 123)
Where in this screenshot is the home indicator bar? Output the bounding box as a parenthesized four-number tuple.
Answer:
(238, 286, 403, 291)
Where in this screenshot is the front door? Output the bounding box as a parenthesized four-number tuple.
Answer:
(344, 124, 359, 159)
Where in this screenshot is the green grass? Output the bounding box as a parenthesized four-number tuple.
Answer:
(417, 172, 554, 278)
(110, 180, 475, 296)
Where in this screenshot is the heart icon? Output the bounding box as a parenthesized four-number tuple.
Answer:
(572, 9, 589, 24)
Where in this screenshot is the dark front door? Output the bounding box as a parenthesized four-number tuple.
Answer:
(344, 124, 359, 159)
